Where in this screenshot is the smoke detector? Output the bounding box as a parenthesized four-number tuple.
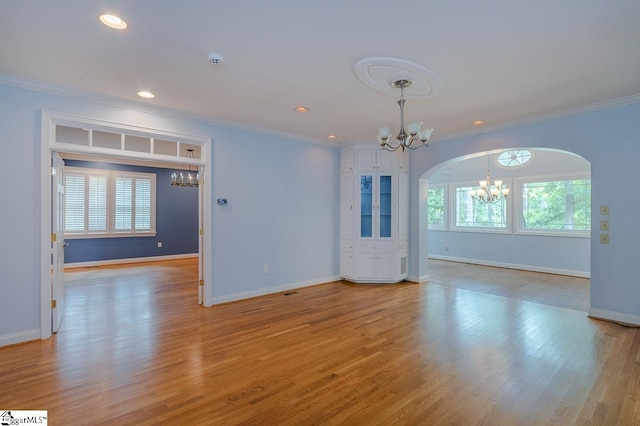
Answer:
(208, 53, 224, 65)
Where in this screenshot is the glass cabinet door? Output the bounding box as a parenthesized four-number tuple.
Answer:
(360, 175, 373, 237)
(379, 175, 392, 238)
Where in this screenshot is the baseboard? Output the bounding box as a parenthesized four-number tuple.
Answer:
(406, 274, 429, 283)
(0, 329, 41, 347)
(64, 253, 198, 269)
(209, 275, 342, 305)
(588, 308, 640, 327)
(428, 255, 590, 278)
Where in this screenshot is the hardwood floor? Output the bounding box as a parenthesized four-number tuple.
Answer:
(1, 259, 638, 425)
(426, 259, 590, 312)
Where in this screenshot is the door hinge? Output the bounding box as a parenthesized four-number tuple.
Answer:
(51, 233, 57, 242)
(51, 300, 57, 309)
(199, 229, 204, 236)
(199, 279, 204, 287)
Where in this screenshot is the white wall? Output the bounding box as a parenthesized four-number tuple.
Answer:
(0, 83, 340, 345)
(211, 126, 340, 303)
(409, 101, 640, 325)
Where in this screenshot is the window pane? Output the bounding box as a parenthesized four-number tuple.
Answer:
(455, 185, 506, 228)
(65, 175, 85, 232)
(360, 175, 372, 238)
(115, 177, 133, 231)
(427, 187, 445, 227)
(88, 175, 107, 232)
(379, 175, 391, 238)
(521, 179, 591, 231)
(135, 178, 152, 231)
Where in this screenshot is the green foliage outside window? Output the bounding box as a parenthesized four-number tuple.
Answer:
(427, 187, 445, 228)
(521, 179, 590, 231)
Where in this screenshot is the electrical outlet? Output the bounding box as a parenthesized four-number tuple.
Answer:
(263, 264, 269, 274)
(157, 242, 162, 248)
(600, 220, 609, 231)
(600, 234, 609, 244)
(444, 243, 449, 251)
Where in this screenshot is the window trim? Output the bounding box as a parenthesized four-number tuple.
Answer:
(514, 172, 591, 238)
(64, 166, 157, 239)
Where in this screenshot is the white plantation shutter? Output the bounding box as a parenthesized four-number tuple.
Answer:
(88, 175, 107, 232)
(65, 174, 85, 233)
(115, 177, 133, 231)
(64, 167, 155, 237)
(135, 178, 152, 231)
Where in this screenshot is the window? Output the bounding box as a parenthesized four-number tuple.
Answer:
(518, 176, 590, 235)
(498, 149, 532, 167)
(427, 185, 446, 229)
(453, 184, 508, 231)
(64, 167, 156, 238)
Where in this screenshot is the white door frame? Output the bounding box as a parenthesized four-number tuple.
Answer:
(40, 110, 214, 339)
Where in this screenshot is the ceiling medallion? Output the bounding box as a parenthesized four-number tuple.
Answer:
(354, 57, 444, 99)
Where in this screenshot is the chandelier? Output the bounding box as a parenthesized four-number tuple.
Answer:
(171, 148, 200, 187)
(469, 157, 509, 203)
(377, 79, 434, 152)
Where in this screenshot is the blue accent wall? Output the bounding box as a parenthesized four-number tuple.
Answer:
(64, 160, 198, 263)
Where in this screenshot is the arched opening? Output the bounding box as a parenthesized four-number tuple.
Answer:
(418, 147, 591, 309)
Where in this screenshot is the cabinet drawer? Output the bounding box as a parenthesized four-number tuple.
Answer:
(355, 241, 396, 253)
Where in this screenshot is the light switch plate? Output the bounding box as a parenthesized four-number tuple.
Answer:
(600, 234, 609, 244)
(600, 220, 609, 231)
(600, 205, 609, 215)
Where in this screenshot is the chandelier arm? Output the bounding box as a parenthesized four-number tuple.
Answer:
(405, 141, 428, 150)
(381, 142, 401, 152)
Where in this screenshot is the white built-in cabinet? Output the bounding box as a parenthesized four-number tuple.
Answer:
(340, 145, 409, 283)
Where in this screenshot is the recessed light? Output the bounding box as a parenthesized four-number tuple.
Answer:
(294, 106, 309, 113)
(99, 14, 127, 30)
(327, 135, 337, 140)
(137, 91, 155, 99)
(471, 120, 486, 126)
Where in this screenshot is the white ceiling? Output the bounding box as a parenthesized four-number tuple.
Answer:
(1, 1, 640, 145)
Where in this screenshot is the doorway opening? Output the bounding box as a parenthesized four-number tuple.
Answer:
(41, 111, 212, 339)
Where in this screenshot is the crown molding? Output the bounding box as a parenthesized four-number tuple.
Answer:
(431, 93, 640, 144)
(3, 72, 637, 149)
(0, 73, 340, 148)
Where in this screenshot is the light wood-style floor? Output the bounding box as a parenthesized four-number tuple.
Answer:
(1, 259, 639, 425)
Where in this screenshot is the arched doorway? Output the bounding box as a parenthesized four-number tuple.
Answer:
(418, 147, 591, 308)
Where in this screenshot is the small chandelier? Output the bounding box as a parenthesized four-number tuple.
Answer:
(470, 157, 509, 203)
(377, 79, 434, 152)
(171, 148, 200, 187)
